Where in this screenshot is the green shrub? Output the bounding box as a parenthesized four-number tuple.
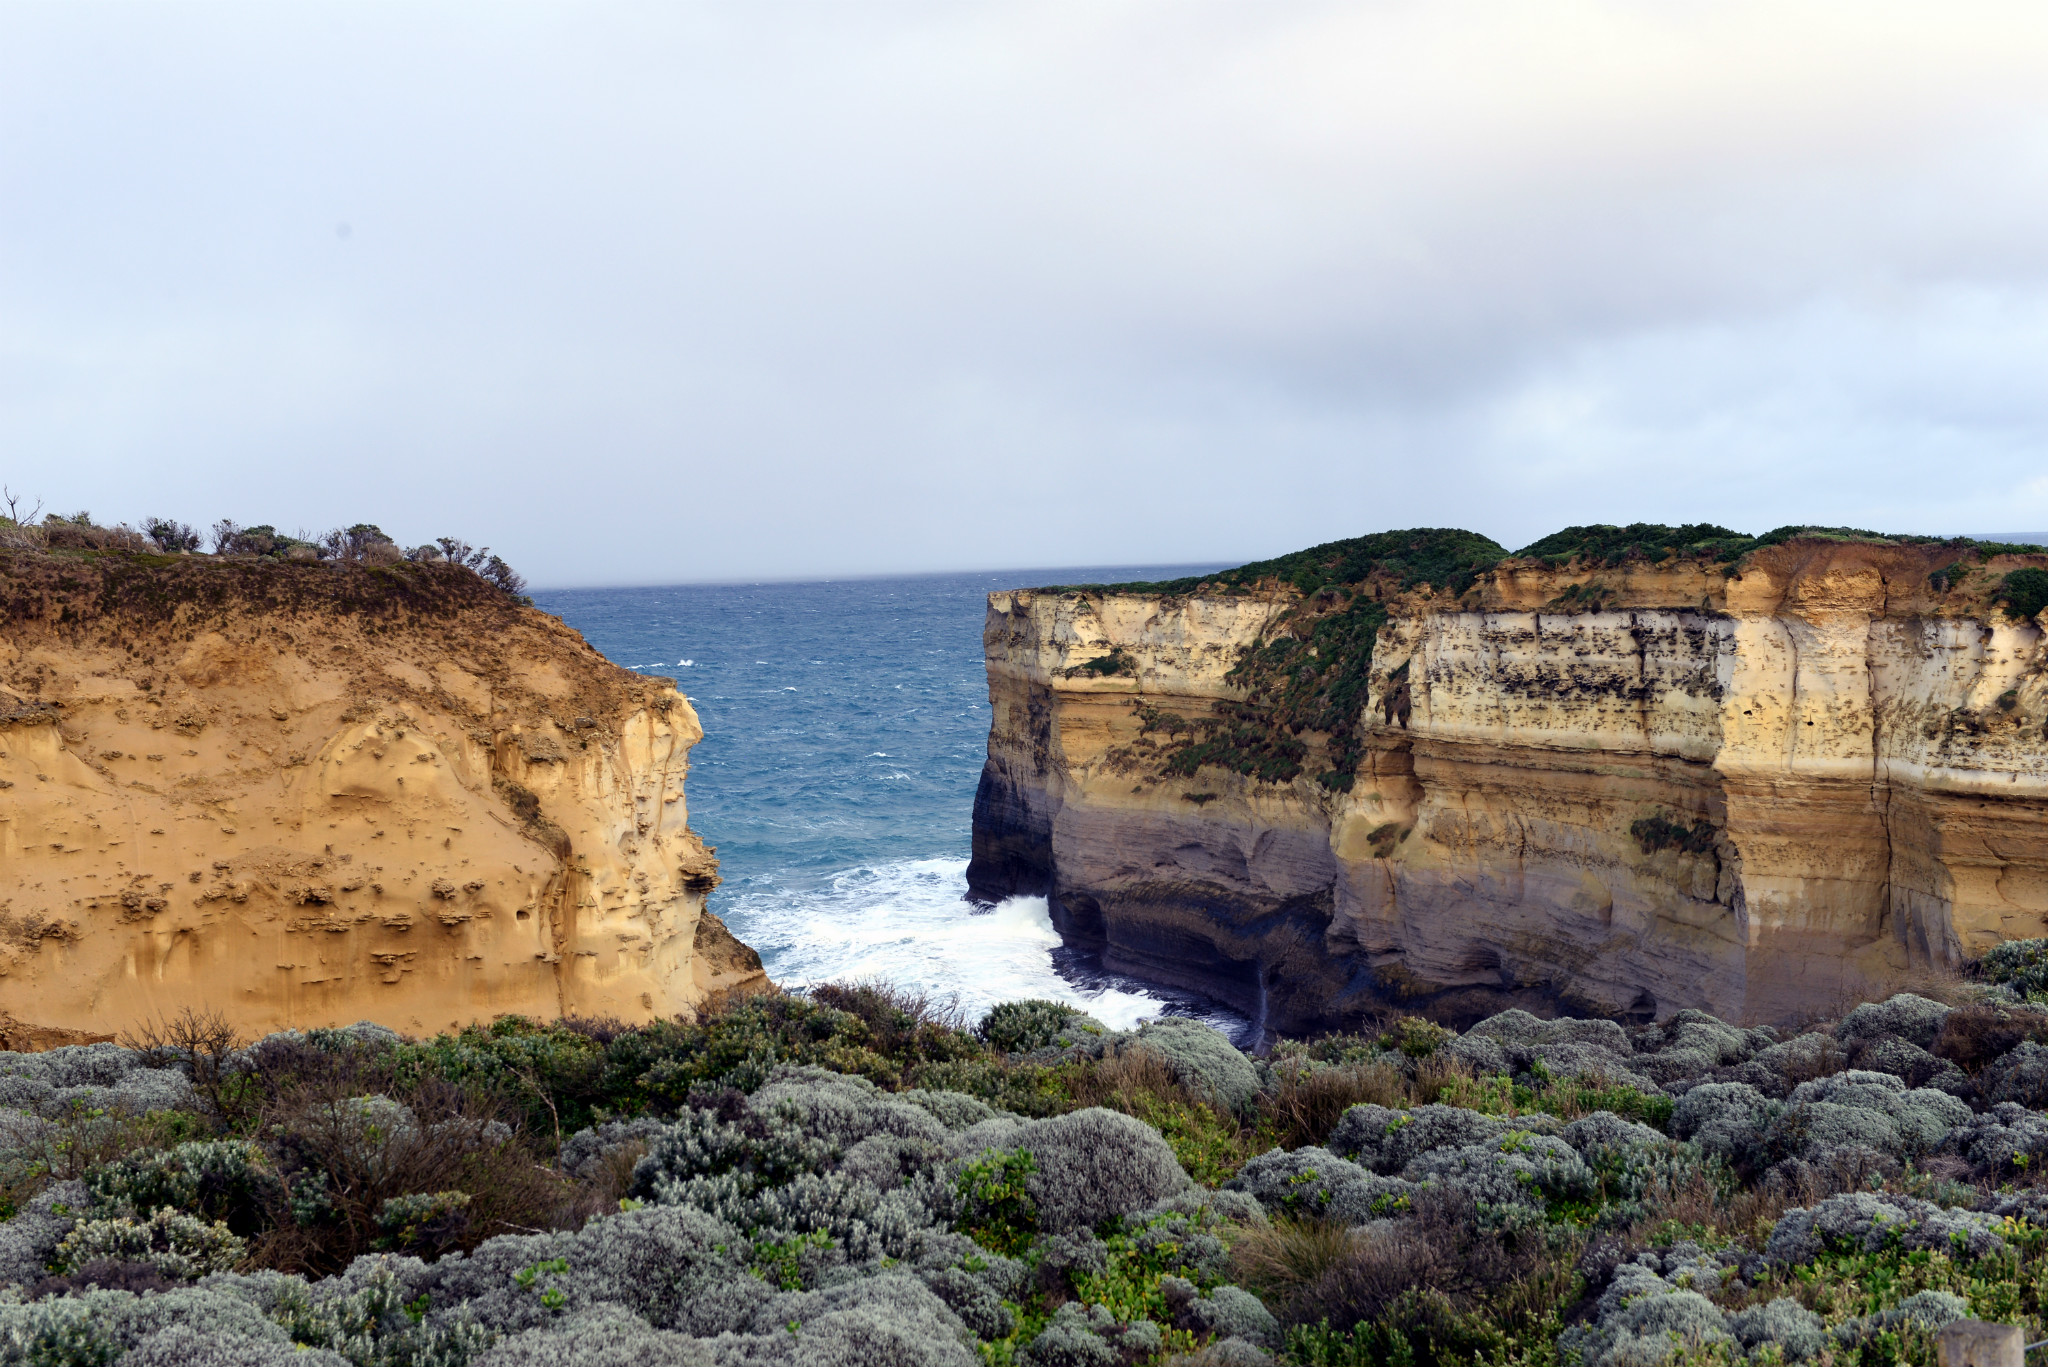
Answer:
(956, 1150, 1038, 1256)
(85, 1140, 278, 1236)
(2001, 567, 2048, 621)
(55, 1205, 245, 1280)
(1062, 648, 1137, 679)
(1516, 522, 1755, 568)
(978, 1000, 1104, 1055)
(1980, 937, 2048, 1000)
(1630, 813, 1717, 856)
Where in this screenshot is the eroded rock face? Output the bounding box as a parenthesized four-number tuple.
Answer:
(968, 540, 2048, 1031)
(0, 554, 766, 1036)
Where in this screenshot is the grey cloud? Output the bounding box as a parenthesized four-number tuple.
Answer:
(4, 2, 2048, 585)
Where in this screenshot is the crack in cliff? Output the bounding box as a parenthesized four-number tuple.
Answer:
(1630, 614, 1651, 740)
(1867, 617, 1897, 950)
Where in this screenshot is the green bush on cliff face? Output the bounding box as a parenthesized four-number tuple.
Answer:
(1629, 814, 1718, 857)
(2000, 568, 2048, 621)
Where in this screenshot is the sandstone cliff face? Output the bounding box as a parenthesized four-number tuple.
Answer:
(0, 554, 765, 1038)
(969, 540, 2048, 1030)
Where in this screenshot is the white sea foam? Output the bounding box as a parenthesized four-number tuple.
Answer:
(718, 857, 1222, 1031)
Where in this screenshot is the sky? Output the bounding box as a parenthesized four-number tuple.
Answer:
(4, 3, 2048, 588)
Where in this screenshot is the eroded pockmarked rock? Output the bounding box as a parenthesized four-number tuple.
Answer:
(0, 554, 765, 1035)
(969, 536, 2048, 1030)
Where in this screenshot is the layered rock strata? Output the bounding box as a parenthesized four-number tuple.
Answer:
(968, 540, 2048, 1031)
(0, 553, 765, 1037)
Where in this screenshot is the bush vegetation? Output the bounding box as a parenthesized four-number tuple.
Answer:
(1998, 568, 2048, 622)
(3, 956, 2048, 1365)
(0, 495, 528, 600)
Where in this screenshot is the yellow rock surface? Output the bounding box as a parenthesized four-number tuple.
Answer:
(0, 554, 766, 1038)
(969, 540, 2048, 1027)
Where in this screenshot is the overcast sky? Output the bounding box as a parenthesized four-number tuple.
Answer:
(4, 3, 2047, 587)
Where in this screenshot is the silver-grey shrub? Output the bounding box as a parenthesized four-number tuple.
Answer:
(464, 1303, 721, 1367)
(54, 1207, 245, 1280)
(1328, 1103, 1531, 1174)
(1559, 1262, 1732, 1367)
(1669, 1083, 1772, 1164)
(1559, 1249, 1758, 1367)
(1130, 1020, 1261, 1113)
(1560, 1113, 1709, 1206)
(264, 1256, 493, 1366)
(1117, 1198, 1248, 1285)
(951, 1107, 1189, 1234)
(85, 1138, 277, 1228)
(896, 1090, 1001, 1131)
(1017, 1301, 1159, 1367)
(748, 1067, 951, 1151)
(837, 1134, 948, 1193)
(0, 1180, 87, 1288)
(1446, 1012, 1655, 1091)
(1227, 1147, 1415, 1224)
(0, 1044, 193, 1119)
(410, 1206, 750, 1338)
(1763, 1192, 2008, 1265)
(557, 1119, 669, 1182)
(1834, 994, 1952, 1049)
(1778, 1071, 1970, 1160)
(1732, 1033, 1844, 1099)
(120, 1324, 354, 1367)
(0, 1285, 294, 1366)
(1167, 1339, 1277, 1367)
(1159, 1277, 1279, 1348)
(1402, 1131, 1596, 1211)
(710, 1272, 983, 1367)
(1846, 1037, 1971, 1096)
(1984, 1040, 2048, 1107)
(1829, 1291, 1969, 1347)
(1628, 1011, 1765, 1086)
(628, 1107, 784, 1206)
(1727, 1298, 1825, 1362)
(1938, 1101, 2048, 1178)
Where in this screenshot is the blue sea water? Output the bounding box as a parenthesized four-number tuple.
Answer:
(532, 566, 1243, 1033)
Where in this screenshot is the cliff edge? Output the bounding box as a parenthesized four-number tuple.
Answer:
(969, 527, 2048, 1031)
(0, 550, 766, 1037)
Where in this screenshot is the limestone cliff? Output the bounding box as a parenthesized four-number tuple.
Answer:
(968, 532, 2048, 1031)
(0, 551, 766, 1038)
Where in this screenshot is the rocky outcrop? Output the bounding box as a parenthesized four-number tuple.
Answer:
(969, 537, 2048, 1032)
(0, 552, 766, 1038)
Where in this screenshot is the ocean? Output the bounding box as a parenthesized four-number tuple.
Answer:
(532, 566, 1245, 1036)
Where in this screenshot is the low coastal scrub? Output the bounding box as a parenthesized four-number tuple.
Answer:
(3, 955, 2048, 1365)
(0, 500, 527, 598)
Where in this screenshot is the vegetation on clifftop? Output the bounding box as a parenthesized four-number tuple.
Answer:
(0, 498, 528, 600)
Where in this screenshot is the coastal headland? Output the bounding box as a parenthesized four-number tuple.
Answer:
(969, 526, 2048, 1032)
(0, 544, 765, 1038)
